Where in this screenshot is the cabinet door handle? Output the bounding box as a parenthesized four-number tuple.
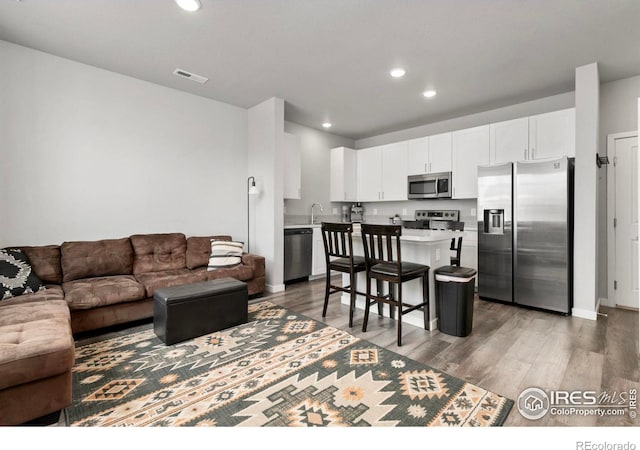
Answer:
(524, 149, 527, 160)
(425, 163, 427, 173)
(344, 191, 346, 200)
(531, 147, 535, 159)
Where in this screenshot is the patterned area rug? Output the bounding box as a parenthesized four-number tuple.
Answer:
(66, 301, 513, 426)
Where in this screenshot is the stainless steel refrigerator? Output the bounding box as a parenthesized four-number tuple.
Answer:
(477, 156, 574, 314)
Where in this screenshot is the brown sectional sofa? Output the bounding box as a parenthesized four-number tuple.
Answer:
(0, 233, 265, 425)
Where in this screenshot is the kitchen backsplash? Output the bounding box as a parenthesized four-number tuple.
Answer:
(284, 199, 478, 229)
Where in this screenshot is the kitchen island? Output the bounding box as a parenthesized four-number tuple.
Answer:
(341, 227, 464, 331)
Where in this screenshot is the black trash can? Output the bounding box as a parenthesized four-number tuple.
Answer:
(434, 265, 477, 337)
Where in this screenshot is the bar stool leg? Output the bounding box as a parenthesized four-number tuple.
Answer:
(397, 282, 403, 346)
(388, 282, 396, 320)
(362, 274, 372, 332)
(348, 270, 357, 328)
(322, 270, 331, 318)
(422, 271, 430, 330)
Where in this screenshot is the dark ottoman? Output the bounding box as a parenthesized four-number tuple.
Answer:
(153, 277, 248, 345)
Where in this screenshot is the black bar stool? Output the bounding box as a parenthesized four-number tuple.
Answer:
(450, 236, 463, 267)
(360, 224, 430, 346)
(321, 222, 367, 327)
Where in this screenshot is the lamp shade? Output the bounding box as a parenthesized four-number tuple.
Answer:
(248, 184, 259, 195)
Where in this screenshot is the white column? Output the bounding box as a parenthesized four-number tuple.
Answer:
(573, 63, 600, 320)
(247, 98, 286, 292)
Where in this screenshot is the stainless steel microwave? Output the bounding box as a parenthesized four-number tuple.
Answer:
(407, 172, 452, 199)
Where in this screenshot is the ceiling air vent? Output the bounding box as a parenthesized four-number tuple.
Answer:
(173, 68, 208, 84)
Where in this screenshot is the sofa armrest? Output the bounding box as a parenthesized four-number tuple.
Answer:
(242, 253, 265, 278)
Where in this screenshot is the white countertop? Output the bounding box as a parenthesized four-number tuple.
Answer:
(284, 223, 463, 242)
(284, 224, 322, 229)
(353, 228, 462, 243)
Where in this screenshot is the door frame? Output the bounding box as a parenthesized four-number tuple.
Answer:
(606, 131, 638, 307)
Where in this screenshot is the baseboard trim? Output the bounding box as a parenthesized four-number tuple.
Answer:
(266, 284, 285, 293)
(572, 306, 598, 321)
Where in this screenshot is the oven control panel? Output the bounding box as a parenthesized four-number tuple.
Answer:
(415, 210, 460, 221)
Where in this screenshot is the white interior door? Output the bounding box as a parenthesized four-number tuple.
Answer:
(614, 135, 639, 309)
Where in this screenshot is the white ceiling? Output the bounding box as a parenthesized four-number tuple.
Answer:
(1, 0, 638, 140)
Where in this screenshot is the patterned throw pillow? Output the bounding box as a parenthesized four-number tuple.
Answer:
(0, 248, 46, 300)
(207, 240, 244, 270)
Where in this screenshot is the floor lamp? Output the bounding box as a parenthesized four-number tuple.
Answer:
(247, 176, 259, 253)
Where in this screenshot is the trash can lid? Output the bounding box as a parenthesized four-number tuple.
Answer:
(434, 265, 477, 279)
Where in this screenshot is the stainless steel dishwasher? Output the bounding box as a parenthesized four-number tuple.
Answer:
(284, 228, 313, 283)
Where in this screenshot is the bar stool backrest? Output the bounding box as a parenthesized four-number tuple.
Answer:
(321, 222, 355, 265)
(360, 224, 402, 273)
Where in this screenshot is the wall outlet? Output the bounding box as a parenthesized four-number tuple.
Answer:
(402, 208, 407, 216)
(471, 208, 476, 216)
(435, 248, 440, 261)
(332, 207, 337, 214)
(373, 208, 378, 215)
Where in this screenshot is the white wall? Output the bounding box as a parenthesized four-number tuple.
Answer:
(0, 41, 247, 247)
(283, 121, 354, 220)
(248, 98, 285, 292)
(599, 75, 640, 299)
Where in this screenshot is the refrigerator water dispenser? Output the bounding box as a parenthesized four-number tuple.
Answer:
(484, 209, 504, 234)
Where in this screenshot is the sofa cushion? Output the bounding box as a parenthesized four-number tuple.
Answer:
(208, 240, 244, 270)
(193, 265, 254, 282)
(63, 275, 146, 310)
(0, 299, 69, 327)
(0, 285, 65, 308)
(186, 235, 231, 269)
(130, 233, 187, 274)
(17, 245, 62, 285)
(135, 269, 206, 297)
(0, 249, 46, 301)
(61, 238, 133, 282)
(0, 317, 75, 391)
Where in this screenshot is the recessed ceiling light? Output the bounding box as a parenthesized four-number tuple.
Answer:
(175, 0, 201, 12)
(423, 90, 437, 98)
(322, 122, 332, 129)
(390, 68, 406, 78)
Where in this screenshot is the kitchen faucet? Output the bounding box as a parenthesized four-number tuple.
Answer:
(311, 203, 323, 224)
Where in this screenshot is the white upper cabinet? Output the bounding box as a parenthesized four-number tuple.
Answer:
(381, 141, 408, 201)
(330, 147, 357, 202)
(428, 132, 453, 173)
(407, 137, 429, 175)
(283, 132, 301, 199)
(407, 133, 452, 175)
(490, 117, 529, 164)
(357, 146, 383, 202)
(452, 125, 490, 199)
(529, 107, 575, 159)
(356, 143, 408, 202)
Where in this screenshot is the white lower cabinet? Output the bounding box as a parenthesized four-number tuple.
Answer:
(459, 229, 478, 287)
(311, 227, 326, 277)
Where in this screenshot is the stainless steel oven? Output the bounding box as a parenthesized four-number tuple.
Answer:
(407, 172, 452, 199)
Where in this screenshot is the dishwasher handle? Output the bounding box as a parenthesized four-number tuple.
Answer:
(285, 228, 314, 235)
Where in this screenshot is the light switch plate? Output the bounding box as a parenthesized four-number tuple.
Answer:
(435, 248, 440, 261)
(402, 208, 407, 216)
(332, 208, 338, 214)
(373, 209, 378, 215)
(471, 208, 476, 216)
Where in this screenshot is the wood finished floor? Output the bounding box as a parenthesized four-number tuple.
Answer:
(266, 277, 639, 427)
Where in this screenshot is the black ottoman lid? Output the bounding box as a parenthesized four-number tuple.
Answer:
(155, 278, 247, 304)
